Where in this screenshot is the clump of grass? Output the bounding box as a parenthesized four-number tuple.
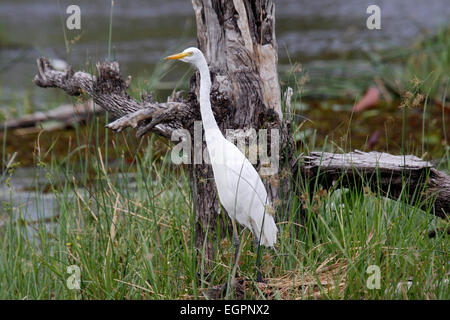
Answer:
(0, 119, 197, 299)
(374, 26, 449, 102)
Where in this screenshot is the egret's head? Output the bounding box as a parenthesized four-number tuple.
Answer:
(164, 47, 204, 66)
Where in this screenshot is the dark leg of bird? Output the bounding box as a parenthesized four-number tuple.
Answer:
(231, 219, 240, 262)
(233, 233, 240, 262)
(230, 219, 240, 285)
(254, 237, 263, 283)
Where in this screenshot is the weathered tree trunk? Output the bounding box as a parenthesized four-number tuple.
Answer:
(189, 0, 293, 263)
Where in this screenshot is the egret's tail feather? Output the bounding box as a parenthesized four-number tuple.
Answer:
(256, 213, 278, 247)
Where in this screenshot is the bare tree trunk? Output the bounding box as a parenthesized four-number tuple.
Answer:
(189, 0, 293, 263)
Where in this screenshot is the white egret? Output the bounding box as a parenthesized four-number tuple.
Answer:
(165, 47, 278, 281)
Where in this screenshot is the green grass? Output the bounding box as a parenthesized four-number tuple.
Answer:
(372, 26, 449, 102)
(0, 111, 448, 299)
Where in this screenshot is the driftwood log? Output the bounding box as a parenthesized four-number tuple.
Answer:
(0, 101, 103, 131)
(300, 151, 449, 219)
(32, 0, 448, 263)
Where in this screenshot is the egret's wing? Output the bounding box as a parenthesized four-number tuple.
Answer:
(209, 138, 277, 246)
(210, 139, 269, 215)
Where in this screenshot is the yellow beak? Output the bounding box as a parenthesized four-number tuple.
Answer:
(164, 52, 190, 60)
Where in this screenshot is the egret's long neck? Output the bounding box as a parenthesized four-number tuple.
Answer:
(196, 58, 221, 135)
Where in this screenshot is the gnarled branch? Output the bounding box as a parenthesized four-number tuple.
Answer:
(300, 151, 449, 219)
(33, 57, 194, 138)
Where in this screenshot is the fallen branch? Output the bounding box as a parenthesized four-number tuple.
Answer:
(0, 101, 103, 130)
(301, 151, 449, 218)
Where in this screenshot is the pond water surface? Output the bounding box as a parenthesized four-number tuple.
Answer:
(0, 0, 449, 109)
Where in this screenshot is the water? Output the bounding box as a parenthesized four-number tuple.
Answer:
(0, 0, 449, 111)
(0, 167, 60, 239)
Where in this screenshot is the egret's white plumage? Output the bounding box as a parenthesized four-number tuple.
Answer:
(166, 47, 278, 247)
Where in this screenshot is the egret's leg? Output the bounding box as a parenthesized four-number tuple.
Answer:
(230, 219, 240, 285)
(254, 236, 263, 283)
(232, 220, 240, 261)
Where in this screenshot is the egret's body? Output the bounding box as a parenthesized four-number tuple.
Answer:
(165, 48, 277, 279)
(206, 128, 276, 246)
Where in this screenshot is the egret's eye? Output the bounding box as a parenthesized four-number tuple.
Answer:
(185, 51, 194, 57)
